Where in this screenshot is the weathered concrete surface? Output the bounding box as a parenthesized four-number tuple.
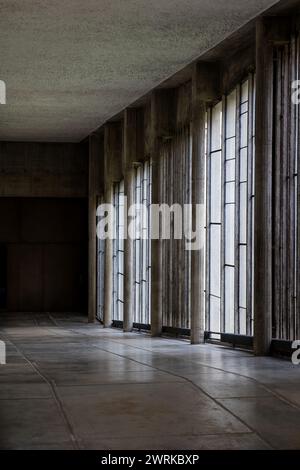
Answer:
(0, 0, 279, 142)
(0, 313, 300, 449)
(0, 142, 88, 198)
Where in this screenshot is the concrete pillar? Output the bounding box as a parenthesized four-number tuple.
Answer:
(123, 167, 134, 331)
(253, 17, 273, 354)
(190, 63, 220, 344)
(149, 93, 162, 336)
(149, 90, 175, 336)
(88, 135, 97, 323)
(150, 171, 162, 336)
(123, 109, 136, 332)
(103, 123, 123, 328)
(254, 17, 290, 355)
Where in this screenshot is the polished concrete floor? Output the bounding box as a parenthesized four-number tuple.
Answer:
(0, 313, 300, 450)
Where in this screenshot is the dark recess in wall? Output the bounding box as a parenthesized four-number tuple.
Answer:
(0, 197, 88, 314)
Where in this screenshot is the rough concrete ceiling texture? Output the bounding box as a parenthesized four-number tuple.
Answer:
(0, 0, 278, 142)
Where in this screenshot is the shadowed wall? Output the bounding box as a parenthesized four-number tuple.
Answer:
(0, 198, 88, 313)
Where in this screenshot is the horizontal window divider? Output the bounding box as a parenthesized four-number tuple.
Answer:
(209, 293, 221, 300)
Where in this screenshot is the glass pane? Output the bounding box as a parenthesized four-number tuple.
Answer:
(225, 159, 235, 182)
(211, 101, 222, 151)
(240, 112, 248, 148)
(239, 182, 247, 244)
(240, 147, 248, 182)
(241, 80, 249, 103)
(239, 308, 247, 335)
(226, 90, 236, 138)
(210, 225, 221, 297)
(224, 266, 235, 333)
(210, 151, 221, 223)
(209, 295, 221, 333)
(225, 181, 235, 203)
(239, 245, 247, 308)
(226, 138, 235, 160)
(225, 204, 235, 266)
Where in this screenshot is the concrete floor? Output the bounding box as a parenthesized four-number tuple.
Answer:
(0, 313, 300, 450)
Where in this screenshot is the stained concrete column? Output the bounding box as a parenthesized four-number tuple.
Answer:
(123, 110, 135, 332)
(103, 123, 123, 328)
(149, 93, 162, 336)
(254, 18, 273, 355)
(190, 63, 219, 344)
(150, 90, 175, 337)
(88, 135, 97, 323)
(254, 18, 289, 355)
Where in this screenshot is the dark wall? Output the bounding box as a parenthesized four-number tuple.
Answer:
(0, 142, 88, 198)
(0, 198, 88, 313)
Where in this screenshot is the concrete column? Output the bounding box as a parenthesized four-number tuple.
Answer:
(88, 135, 97, 323)
(253, 18, 274, 355)
(150, 167, 162, 336)
(103, 123, 123, 328)
(190, 63, 220, 344)
(254, 17, 290, 355)
(149, 93, 162, 336)
(123, 110, 134, 332)
(149, 90, 175, 336)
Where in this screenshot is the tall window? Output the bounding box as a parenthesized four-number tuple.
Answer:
(160, 125, 192, 330)
(112, 180, 125, 321)
(206, 75, 255, 336)
(133, 160, 152, 326)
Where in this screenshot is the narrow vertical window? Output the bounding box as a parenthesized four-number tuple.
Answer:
(112, 180, 125, 321)
(133, 160, 152, 326)
(207, 101, 222, 334)
(206, 75, 255, 337)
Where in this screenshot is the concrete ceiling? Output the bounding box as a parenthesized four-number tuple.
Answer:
(0, 0, 279, 142)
